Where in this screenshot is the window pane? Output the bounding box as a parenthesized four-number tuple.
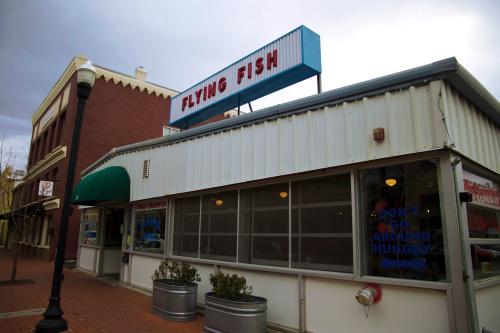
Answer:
(470, 245, 500, 280)
(200, 191, 237, 261)
(239, 236, 289, 267)
(463, 169, 499, 239)
(173, 196, 200, 257)
(291, 174, 353, 272)
(239, 183, 289, 267)
(82, 209, 99, 246)
(292, 237, 353, 271)
(467, 206, 499, 239)
(134, 208, 165, 253)
(361, 160, 446, 281)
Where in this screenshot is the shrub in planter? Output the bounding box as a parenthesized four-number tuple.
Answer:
(205, 272, 267, 333)
(151, 259, 201, 321)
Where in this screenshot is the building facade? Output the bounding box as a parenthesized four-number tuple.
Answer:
(15, 56, 177, 260)
(75, 58, 499, 333)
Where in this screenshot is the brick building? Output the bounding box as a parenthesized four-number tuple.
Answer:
(14, 56, 177, 260)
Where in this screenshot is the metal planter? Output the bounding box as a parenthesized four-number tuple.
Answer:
(204, 292, 267, 333)
(152, 280, 198, 321)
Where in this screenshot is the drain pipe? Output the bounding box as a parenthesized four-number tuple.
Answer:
(298, 274, 306, 332)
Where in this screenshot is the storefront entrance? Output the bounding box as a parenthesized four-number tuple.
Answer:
(98, 207, 124, 276)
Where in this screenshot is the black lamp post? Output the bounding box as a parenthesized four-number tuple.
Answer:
(36, 60, 96, 333)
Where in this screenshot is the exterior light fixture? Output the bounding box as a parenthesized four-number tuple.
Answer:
(279, 191, 288, 199)
(385, 178, 397, 187)
(215, 199, 223, 206)
(77, 60, 97, 86)
(36, 59, 96, 333)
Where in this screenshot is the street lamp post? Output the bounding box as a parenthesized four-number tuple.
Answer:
(36, 61, 96, 333)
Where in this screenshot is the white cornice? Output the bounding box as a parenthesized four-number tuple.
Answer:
(32, 56, 177, 125)
(27, 146, 67, 180)
(42, 198, 60, 210)
(32, 57, 87, 125)
(95, 67, 177, 100)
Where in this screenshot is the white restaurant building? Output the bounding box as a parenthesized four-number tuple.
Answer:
(74, 58, 499, 333)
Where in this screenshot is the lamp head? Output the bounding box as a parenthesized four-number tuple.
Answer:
(77, 60, 96, 86)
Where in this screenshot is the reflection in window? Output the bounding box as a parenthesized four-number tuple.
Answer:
(173, 197, 200, 257)
(134, 209, 165, 253)
(470, 245, 500, 280)
(291, 174, 353, 272)
(361, 160, 446, 281)
(464, 168, 500, 280)
(82, 209, 99, 246)
(239, 183, 289, 267)
(200, 191, 237, 261)
(467, 206, 499, 239)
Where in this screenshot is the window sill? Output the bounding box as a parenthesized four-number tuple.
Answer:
(130, 251, 164, 259)
(80, 244, 100, 249)
(474, 276, 500, 290)
(166, 255, 450, 290)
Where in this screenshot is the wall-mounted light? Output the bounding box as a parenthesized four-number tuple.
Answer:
(385, 178, 397, 187)
(279, 191, 288, 199)
(215, 199, 223, 206)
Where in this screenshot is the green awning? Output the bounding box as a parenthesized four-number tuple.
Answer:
(72, 166, 130, 206)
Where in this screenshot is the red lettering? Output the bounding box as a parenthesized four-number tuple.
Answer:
(182, 96, 188, 111)
(203, 86, 207, 101)
(218, 77, 227, 93)
(255, 57, 264, 74)
(237, 66, 245, 84)
(247, 63, 252, 79)
(207, 82, 217, 98)
(267, 49, 278, 70)
(188, 94, 194, 107)
(195, 89, 202, 104)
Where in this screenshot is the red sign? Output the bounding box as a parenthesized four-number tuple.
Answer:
(463, 170, 499, 207)
(136, 201, 167, 210)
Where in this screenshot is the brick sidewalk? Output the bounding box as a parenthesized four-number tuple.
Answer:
(0, 249, 204, 332)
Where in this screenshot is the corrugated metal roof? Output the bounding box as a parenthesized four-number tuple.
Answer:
(82, 57, 499, 176)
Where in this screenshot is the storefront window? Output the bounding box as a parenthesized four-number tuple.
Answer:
(361, 160, 446, 281)
(239, 183, 290, 267)
(82, 209, 99, 246)
(134, 206, 166, 253)
(291, 174, 352, 272)
(200, 191, 238, 261)
(463, 169, 500, 280)
(173, 196, 200, 257)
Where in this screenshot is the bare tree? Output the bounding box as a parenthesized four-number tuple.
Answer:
(0, 134, 29, 283)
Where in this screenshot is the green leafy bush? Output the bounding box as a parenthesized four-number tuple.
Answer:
(209, 272, 253, 302)
(152, 260, 201, 286)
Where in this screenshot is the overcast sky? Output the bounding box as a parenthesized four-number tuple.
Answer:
(1, 0, 499, 169)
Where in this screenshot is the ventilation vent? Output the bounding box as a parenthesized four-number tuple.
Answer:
(143, 159, 150, 179)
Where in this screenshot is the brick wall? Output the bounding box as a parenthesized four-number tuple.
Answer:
(51, 75, 171, 260)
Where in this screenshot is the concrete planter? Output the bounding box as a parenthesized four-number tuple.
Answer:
(152, 279, 198, 321)
(204, 292, 267, 333)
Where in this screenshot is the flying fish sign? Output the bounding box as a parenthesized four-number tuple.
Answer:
(170, 25, 321, 127)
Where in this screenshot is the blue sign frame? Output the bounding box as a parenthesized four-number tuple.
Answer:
(170, 25, 321, 128)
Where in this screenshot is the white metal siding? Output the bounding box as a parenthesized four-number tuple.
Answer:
(443, 82, 500, 173)
(476, 285, 500, 332)
(78, 247, 96, 272)
(90, 81, 463, 201)
(306, 278, 449, 333)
